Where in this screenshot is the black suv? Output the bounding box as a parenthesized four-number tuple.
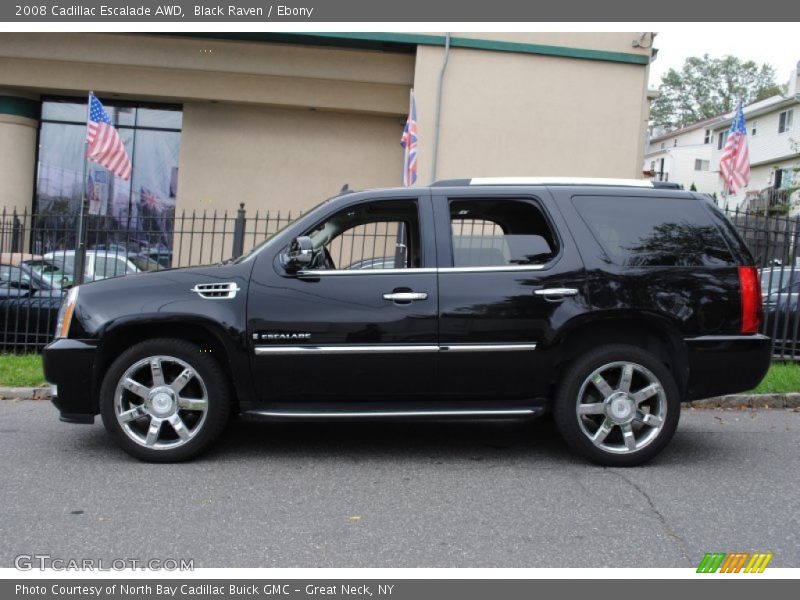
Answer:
(43, 178, 771, 466)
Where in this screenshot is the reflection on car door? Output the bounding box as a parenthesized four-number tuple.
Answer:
(433, 190, 587, 401)
(248, 194, 439, 403)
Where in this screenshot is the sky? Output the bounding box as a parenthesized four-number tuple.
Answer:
(648, 25, 800, 89)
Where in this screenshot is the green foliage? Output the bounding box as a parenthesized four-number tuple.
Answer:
(750, 363, 800, 394)
(0, 354, 45, 387)
(650, 54, 783, 129)
(690, 183, 697, 191)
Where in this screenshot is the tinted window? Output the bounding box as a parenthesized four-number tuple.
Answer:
(448, 199, 558, 267)
(572, 196, 734, 267)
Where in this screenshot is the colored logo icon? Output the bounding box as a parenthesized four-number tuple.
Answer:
(697, 552, 773, 573)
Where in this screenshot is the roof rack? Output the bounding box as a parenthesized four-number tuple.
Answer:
(431, 177, 656, 188)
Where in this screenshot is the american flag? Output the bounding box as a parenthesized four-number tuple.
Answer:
(86, 92, 132, 181)
(400, 90, 418, 187)
(719, 103, 750, 195)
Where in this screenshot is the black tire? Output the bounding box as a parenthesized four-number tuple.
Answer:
(100, 338, 230, 462)
(553, 344, 680, 467)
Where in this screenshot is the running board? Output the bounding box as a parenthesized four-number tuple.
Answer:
(242, 407, 543, 420)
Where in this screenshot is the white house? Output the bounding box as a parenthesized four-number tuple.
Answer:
(643, 116, 722, 193)
(710, 64, 800, 211)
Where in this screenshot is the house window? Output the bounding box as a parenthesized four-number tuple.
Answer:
(650, 161, 656, 171)
(774, 168, 795, 190)
(717, 131, 728, 150)
(35, 97, 182, 252)
(660, 142, 665, 150)
(751, 120, 758, 136)
(694, 159, 710, 171)
(778, 109, 794, 134)
(673, 139, 678, 147)
(704, 129, 712, 144)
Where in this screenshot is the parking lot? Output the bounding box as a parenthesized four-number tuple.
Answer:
(1, 400, 798, 568)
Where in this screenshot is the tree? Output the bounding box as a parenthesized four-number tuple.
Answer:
(650, 54, 784, 130)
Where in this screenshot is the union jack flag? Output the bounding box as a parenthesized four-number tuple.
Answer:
(719, 103, 750, 195)
(86, 92, 132, 181)
(400, 90, 418, 187)
(140, 187, 160, 211)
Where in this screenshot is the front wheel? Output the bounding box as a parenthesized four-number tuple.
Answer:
(100, 338, 230, 462)
(553, 344, 680, 467)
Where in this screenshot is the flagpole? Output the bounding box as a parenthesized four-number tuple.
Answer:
(74, 91, 92, 286)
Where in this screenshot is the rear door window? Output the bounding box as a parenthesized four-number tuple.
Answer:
(572, 196, 734, 267)
(448, 198, 558, 267)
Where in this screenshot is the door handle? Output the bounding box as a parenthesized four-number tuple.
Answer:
(534, 288, 579, 299)
(382, 292, 428, 302)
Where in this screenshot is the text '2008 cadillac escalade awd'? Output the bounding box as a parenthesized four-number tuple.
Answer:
(43, 177, 771, 466)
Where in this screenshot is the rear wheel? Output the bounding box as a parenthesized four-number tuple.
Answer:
(100, 338, 230, 462)
(553, 344, 680, 466)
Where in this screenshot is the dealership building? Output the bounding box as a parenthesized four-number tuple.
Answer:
(0, 32, 654, 229)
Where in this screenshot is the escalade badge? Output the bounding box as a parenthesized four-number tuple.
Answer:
(253, 332, 312, 341)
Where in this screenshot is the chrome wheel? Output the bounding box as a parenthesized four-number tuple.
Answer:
(114, 355, 209, 450)
(575, 361, 667, 455)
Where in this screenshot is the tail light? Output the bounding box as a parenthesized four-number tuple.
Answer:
(738, 266, 762, 334)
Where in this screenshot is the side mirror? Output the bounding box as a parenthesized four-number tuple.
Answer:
(282, 236, 314, 272)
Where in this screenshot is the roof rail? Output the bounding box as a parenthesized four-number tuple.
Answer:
(431, 177, 655, 188)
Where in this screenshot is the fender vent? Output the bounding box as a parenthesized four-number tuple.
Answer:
(190, 282, 241, 299)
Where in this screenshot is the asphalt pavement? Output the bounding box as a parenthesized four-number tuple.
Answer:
(1, 400, 798, 568)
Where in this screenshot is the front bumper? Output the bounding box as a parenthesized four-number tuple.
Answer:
(685, 334, 772, 400)
(42, 338, 98, 423)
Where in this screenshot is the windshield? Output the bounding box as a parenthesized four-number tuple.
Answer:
(24, 259, 74, 288)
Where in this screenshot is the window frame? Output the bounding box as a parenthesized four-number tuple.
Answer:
(436, 195, 564, 273)
(778, 109, 794, 134)
(286, 196, 434, 276)
(33, 95, 183, 217)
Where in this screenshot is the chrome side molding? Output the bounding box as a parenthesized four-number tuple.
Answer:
(254, 345, 439, 355)
(244, 408, 538, 419)
(297, 264, 547, 277)
(254, 343, 537, 356)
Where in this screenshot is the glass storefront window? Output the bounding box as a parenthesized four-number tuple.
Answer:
(34, 97, 182, 254)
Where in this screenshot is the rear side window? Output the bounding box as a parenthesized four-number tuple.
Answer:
(572, 196, 734, 267)
(449, 198, 558, 267)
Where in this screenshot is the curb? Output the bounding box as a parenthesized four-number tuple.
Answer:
(684, 393, 800, 409)
(1, 387, 799, 409)
(0, 386, 51, 400)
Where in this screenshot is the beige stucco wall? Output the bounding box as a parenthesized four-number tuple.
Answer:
(0, 33, 413, 115)
(412, 43, 650, 182)
(0, 114, 37, 213)
(0, 32, 652, 222)
(178, 101, 404, 214)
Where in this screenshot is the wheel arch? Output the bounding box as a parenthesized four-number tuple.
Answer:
(91, 315, 253, 413)
(546, 313, 689, 403)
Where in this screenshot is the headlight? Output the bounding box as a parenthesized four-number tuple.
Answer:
(55, 286, 80, 339)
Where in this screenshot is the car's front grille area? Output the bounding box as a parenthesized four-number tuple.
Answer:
(190, 282, 241, 299)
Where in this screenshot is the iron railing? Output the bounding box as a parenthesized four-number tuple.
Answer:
(3, 203, 800, 359)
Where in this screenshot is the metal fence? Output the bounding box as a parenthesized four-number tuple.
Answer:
(0, 205, 297, 351)
(3, 203, 800, 359)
